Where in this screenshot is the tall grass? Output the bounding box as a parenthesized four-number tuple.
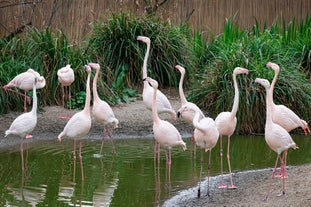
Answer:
(188, 17, 311, 134)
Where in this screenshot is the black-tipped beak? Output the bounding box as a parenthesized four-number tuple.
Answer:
(143, 78, 146, 81)
(177, 111, 181, 118)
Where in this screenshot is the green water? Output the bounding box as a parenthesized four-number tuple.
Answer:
(0, 135, 310, 206)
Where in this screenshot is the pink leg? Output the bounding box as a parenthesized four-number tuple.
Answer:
(263, 154, 280, 201)
(154, 141, 157, 164)
(206, 150, 212, 196)
(218, 136, 227, 188)
(99, 127, 107, 154)
(198, 149, 203, 198)
(25, 92, 33, 138)
(107, 127, 116, 154)
(278, 154, 286, 197)
(59, 85, 66, 119)
(20, 138, 25, 172)
(227, 136, 237, 189)
(73, 140, 77, 182)
(68, 86, 72, 119)
(157, 142, 161, 167)
(275, 150, 288, 179)
(79, 141, 84, 182)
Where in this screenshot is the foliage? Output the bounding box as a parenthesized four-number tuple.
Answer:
(188, 17, 311, 134)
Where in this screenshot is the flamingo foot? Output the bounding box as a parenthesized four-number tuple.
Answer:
(59, 115, 67, 119)
(218, 183, 227, 189)
(197, 188, 201, 198)
(277, 191, 286, 197)
(228, 184, 237, 189)
(26, 134, 33, 139)
(262, 194, 269, 202)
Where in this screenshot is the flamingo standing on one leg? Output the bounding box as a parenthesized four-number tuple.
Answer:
(266, 62, 310, 178)
(178, 102, 219, 198)
(144, 76, 186, 185)
(89, 62, 119, 154)
(175, 65, 205, 159)
(254, 78, 298, 201)
(58, 65, 92, 182)
(3, 69, 45, 112)
(215, 67, 249, 189)
(57, 64, 75, 119)
(5, 77, 38, 173)
(137, 35, 177, 163)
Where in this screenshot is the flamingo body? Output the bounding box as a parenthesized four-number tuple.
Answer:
(137, 36, 176, 120)
(57, 65, 74, 86)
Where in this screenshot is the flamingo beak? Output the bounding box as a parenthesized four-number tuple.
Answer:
(177, 111, 181, 118)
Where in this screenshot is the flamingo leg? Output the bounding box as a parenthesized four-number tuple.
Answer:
(99, 127, 107, 154)
(165, 149, 171, 189)
(79, 141, 84, 182)
(207, 149, 211, 196)
(68, 86, 72, 119)
(106, 127, 116, 154)
(20, 138, 25, 172)
(263, 154, 280, 201)
(59, 85, 66, 119)
(23, 91, 28, 112)
(218, 136, 226, 188)
(157, 142, 161, 167)
(278, 153, 286, 197)
(275, 150, 288, 178)
(227, 136, 237, 189)
(73, 140, 77, 182)
(198, 149, 203, 198)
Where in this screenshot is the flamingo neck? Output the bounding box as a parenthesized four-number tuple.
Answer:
(152, 86, 160, 124)
(265, 87, 273, 124)
(231, 73, 239, 117)
(142, 42, 150, 88)
(179, 71, 187, 105)
(269, 69, 279, 107)
(93, 69, 100, 102)
(83, 73, 91, 115)
(192, 107, 201, 129)
(31, 83, 37, 115)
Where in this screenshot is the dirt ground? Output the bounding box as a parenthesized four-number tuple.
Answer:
(1, 90, 311, 206)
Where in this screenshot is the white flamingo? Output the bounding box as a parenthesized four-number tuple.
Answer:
(3, 68, 45, 112)
(137, 36, 176, 120)
(254, 77, 298, 201)
(89, 62, 118, 154)
(266, 61, 310, 178)
(215, 67, 249, 189)
(5, 77, 38, 172)
(178, 102, 219, 197)
(145, 76, 186, 185)
(57, 64, 75, 119)
(58, 65, 92, 182)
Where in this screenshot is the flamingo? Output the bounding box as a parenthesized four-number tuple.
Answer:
(137, 36, 176, 120)
(144, 76, 186, 184)
(266, 61, 310, 178)
(254, 78, 298, 201)
(215, 67, 249, 189)
(3, 68, 45, 112)
(57, 64, 75, 119)
(178, 102, 219, 198)
(5, 77, 38, 173)
(175, 65, 205, 158)
(58, 65, 92, 182)
(88, 62, 119, 154)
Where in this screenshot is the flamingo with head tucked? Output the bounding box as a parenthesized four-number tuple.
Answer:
(58, 65, 92, 182)
(57, 64, 75, 119)
(137, 36, 176, 120)
(178, 102, 219, 198)
(89, 62, 119, 154)
(3, 69, 45, 112)
(5, 77, 38, 173)
(144, 76, 186, 184)
(254, 77, 298, 201)
(215, 67, 249, 189)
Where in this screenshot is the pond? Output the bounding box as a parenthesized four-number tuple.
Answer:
(0, 135, 310, 206)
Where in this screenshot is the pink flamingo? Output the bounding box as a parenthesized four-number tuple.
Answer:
(144, 76, 186, 184)
(3, 69, 45, 112)
(175, 65, 205, 158)
(254, 78, 298, 201)
(58, 65, 92, 182)
(57, 64, 75, 119)
(178, 102, 219, 197)
(88, 62, 119, 154)
(215, 67, 249, 189)
(5, 77, 38, 173)
(137, 36, 176, 120)
(266, 61, 310, 178)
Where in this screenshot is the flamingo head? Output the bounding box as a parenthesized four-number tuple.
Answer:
(175, 65, 185, 75)
(177, 102, 197, 118)
(143, 77, 158, 89)
(233, 67, 249, 75)
(84, 64, 92, 74)
(137, 36, 150, 44)
(181, 142, 187, 151)
(88, 62, 100, 71)
(266, 62, 280, 74)
(254, 78, 270, 90)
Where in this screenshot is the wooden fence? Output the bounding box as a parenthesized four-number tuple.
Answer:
(0, 0, 310, 43)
